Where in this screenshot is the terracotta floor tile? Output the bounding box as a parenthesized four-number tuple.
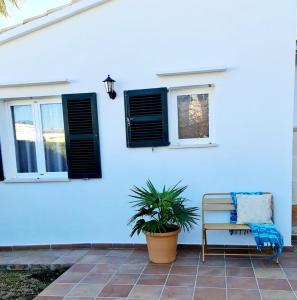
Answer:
(174, 257, 199, 266)
(258, 278, 291, 291)
(166, 275, 196, 287)
(131, 249, 149, 257)
(199, 257, 225, 267)
(64, 297, 94, 300)
(137, 274, 167, 285)
(280, 258, 297, 268)
(261, 290, 296, 300)
(81, 273, 112, 284)
(143, 263, 171, 274)
(289, 279, 297, 290)
(99, 284, 133, 297)
(177, 250, 200, 258)
(77, 255, 105, 264)
(198, 266, 225, 277)
(107, 250, 134, 257)
(96, 298, 126, 300)
(117, 263, 145, 274)
(254, 267, 286, 279)
(109, 274, 139, 285)
(194, 288, 226, 300)
(227, 277, 257, 289)
(283, 268, 297, 279)
(55, 272, 86, 283)
(66, 283, 104, 297)
(225, 258, 252, 268)
(161, 286, 194, 300)
(86, 249, 109, 255)
(170, 265, 197, 275)
(196, 276, 225, 288)
(128, 285, 163, 299)
(40, 283, 76, 297)
(53, 256, 80, 264)
(226, 267, 254, 277)
(67, 249, 89, 256)
(227, 289, 261, 300)
(127, 255, 149, 264)
(68, 263, 95, 273)
(252, 258, 280, 268)
(90, 263, 120, 274)
(97, 256, 129, 264)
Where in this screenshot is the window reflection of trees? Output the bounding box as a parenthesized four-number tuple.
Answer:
(178, 94, 209, 139)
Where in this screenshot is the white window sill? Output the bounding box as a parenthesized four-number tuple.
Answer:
(169, 143, 218, 149)
(4, 177, 70, 183)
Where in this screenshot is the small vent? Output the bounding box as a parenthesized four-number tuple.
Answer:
(62, 93, 102, 179)
(124, 88, 169, 148)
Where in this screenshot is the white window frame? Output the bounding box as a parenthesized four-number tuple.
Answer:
(4, 97, 68, 181)
(169, 86, 215, 147)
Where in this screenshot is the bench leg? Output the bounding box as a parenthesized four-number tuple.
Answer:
(202, 229, 206, 262)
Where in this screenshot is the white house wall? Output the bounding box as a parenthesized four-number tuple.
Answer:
(0, 0, 296, 246)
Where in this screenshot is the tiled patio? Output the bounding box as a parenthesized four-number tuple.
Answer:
(0, 246, 297, 300)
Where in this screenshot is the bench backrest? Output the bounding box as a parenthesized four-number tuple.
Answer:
(202, 192, 274, 222)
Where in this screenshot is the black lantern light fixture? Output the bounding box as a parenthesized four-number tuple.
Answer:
(103, 75, 117, 99)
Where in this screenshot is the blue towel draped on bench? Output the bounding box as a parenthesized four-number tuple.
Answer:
(230, 192, 283, 258)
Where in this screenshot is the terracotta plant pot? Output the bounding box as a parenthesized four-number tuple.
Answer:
(144, 227, 181, 263)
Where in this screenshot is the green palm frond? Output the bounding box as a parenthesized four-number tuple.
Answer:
(128, 180, 199, 236)
(0, 0, 19, 17)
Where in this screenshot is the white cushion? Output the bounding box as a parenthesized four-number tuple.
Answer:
(236, 194, 272, 224)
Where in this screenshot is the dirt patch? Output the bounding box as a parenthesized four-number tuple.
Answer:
(0, 268, 67, 300)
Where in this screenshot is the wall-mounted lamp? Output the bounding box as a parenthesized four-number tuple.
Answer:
(103, 75, 117, 99)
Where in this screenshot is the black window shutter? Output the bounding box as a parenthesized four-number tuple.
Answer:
(0, 145, 4, 181)
(62, 93, 102, 179)
(124, 87, 169, 148)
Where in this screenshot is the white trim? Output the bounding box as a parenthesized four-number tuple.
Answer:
(4, 177, 70, 183)
(0, 0, 112, 45)
(0, 79, 71, 88)
(169, 86, 215, 147)
(156, 66, 228, 77)
(169, 143, 218, 149)
(168, 84, 214, 91)
(2, 95, 62, 101)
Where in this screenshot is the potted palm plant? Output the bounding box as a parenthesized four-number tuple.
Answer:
(128, 180, 199, 263)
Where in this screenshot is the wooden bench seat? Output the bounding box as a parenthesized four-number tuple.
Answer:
(204, 223, 250, 230)
(201, 192, 277, 263)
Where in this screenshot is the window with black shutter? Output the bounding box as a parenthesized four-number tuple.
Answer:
(62, 93, 102, 179)
(0, 145, 4, 181)
(124, 88, 169, 148)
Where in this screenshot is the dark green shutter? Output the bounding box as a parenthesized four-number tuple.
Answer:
(0, 145, 4, 181)
(62, 93, 102, 179)
(124, 87, 169, 148)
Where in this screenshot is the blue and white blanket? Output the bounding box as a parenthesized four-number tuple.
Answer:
(230, 192, 283, 258)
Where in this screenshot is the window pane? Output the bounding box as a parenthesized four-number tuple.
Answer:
(11, 105, 38, 173)
(41, 103, 67, 172)
(177, 93, 209, 139)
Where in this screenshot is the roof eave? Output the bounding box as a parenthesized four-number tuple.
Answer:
(0, 0, 111, 46)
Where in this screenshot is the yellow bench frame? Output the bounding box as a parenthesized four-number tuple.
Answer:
(202, 192, 278, 263)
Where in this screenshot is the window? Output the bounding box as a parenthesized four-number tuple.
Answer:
(170, 87, 214, 146)
(6, 98, 68, 180)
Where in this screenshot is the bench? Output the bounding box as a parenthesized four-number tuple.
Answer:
(202, 192, 278, 263)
